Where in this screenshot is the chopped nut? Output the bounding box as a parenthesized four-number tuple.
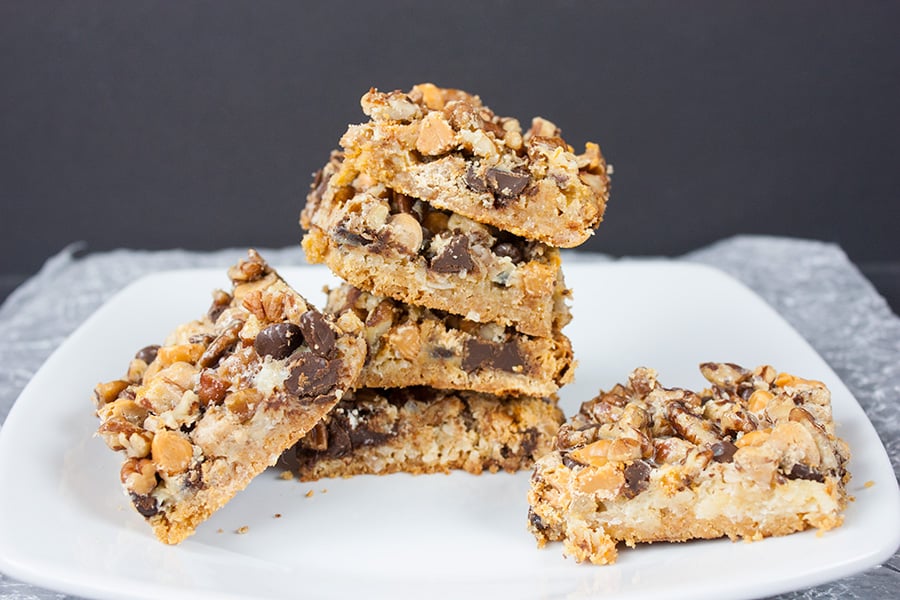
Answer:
(667, 401, 723, 446)
(199, 319, 244, 368)
(227, 250, 267, 282)
(503, 129, 523, 151)
(120, 457, 157, 496)
(386, 323, 421, 360)
(97, 417, 153, 457)
(224, 388, 263, 422)
(754, 364, 777, 384)
(97, 398, 148, 425)
(361, 89, 421, 122)
(197, 370, 228, 406)
(94, 379, 130, 407)
(699, 362, 750, 391)
(575, 142, 604, 171)
(652, 437, 694, 464)
(158, 361, 197, 390)
(383, 213, 423, 254)
(528, 117, 560, 138)
(458, 128, 497, 159)
(151, 430, 194, 476)
(410, 82, 445, 110)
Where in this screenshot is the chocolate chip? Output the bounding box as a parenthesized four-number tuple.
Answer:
(253, 323, 304, 360)
(623, 460, 651, 498)
(492, 241, 524, 264)
(710, 440, 739, 463)
(561, 453, 585, 469)
(493, 342, 525, 372)
(130, 493, 159, 518)
(528, 507, 546, 532)
(786, 463, 825, 482)
(347, 421, 394, 449)
(429, 235, 475, 273)
(323, 418, 352, 457)
(430, 346, 455, 359)
(333, 224, 373, 247)
(311, 167, 328, 200)
(462, 339, 524, 373)
(520, 427, 539, 458)
(462, 339, 493, 372)
(464, 164, 489, 193)
(134, 345, 160, 364)
(393, 190, 416, 216)
(285, 354, 338, 397)
(486, 167, 531, 200)
(299, 311, 337, 358)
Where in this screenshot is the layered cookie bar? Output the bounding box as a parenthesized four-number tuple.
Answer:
(325, 283, 574, 397)
(302, 153, 571, 338)
(527, 363, 851, 565)
(92, 250, 366, 544)
(291, 387, 565, 480)
(338, 83, 611, 247)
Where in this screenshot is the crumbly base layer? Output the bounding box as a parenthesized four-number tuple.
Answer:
(291, 387, 565, 480)
(527, 363, 851, 565)
(325, 283, 574, 397)
(339, 83, 610, 247)
(93, 250, 366, 544)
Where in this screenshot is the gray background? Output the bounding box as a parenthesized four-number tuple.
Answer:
(2, 1, 899, 308)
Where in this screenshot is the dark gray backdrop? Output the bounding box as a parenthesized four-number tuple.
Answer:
(3, 2, 899, 293)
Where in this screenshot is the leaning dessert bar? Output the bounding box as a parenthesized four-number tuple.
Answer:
(92, 250, 366, 543)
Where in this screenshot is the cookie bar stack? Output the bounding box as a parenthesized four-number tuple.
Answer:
(297, 83, 611, 479)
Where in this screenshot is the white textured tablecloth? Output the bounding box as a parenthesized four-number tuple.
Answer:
(1, 235, 898, 599)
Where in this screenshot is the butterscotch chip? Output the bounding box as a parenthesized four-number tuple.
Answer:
(527, 363, 851, 565)
(292, 387, 564, 480)
(336, 84, 610, 248)
(93, 249, 366, 544)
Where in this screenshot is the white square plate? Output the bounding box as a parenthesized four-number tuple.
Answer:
(0, 261, 897, 600)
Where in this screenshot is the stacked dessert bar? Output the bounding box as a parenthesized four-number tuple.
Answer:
(296, 83, 612, 479)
